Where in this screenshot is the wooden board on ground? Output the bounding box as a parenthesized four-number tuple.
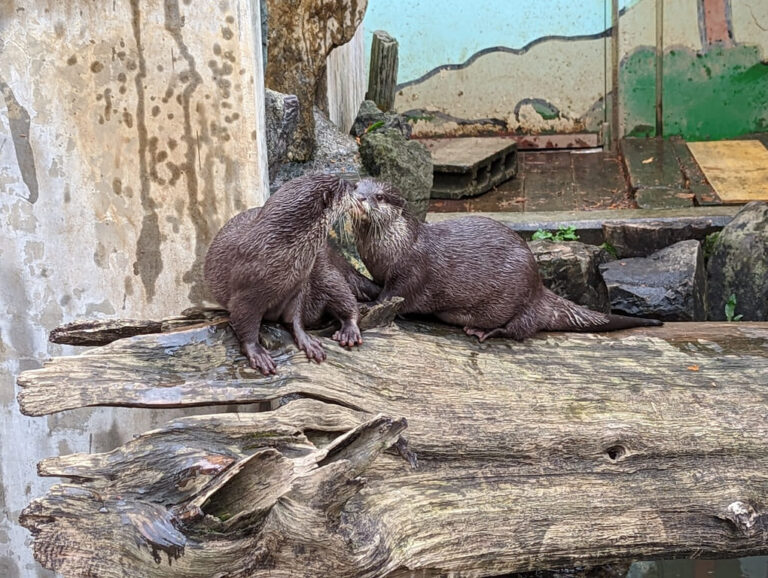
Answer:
(16, 317, 768, 577)
(687, 140, 768, 203)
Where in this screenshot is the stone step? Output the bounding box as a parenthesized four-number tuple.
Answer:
(421, 137, 518, 199)
(426, 206, 739, 247)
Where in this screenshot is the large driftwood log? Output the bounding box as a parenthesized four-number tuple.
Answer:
(17, 319, 768, 576)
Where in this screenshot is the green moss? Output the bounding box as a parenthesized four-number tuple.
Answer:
(621, 45, 768, 140)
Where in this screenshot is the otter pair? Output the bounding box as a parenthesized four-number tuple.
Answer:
(206, 174, 661, 375)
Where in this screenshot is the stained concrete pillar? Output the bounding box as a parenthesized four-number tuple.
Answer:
(0, 1, 268, 575)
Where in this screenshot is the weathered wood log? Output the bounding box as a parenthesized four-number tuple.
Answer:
(366, 30, 399, 112)
(47, 299, 401, 347)
(17, 320, 768, 576)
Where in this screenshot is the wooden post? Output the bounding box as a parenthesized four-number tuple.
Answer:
(366, 30, 399, 112)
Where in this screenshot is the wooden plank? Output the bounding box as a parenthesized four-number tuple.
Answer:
(669, 137, 721, 206)
(687, 140, 768, 204)
(16, 318, 768, 577)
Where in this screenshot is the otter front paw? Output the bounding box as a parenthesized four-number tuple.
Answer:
(296, 333, 327, 363)
(333, 321, 363, 347)
(241, 341, 277, 375)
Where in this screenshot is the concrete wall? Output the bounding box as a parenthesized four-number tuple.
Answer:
(364, 0, 768, 140)
(0, 1, 268, 575)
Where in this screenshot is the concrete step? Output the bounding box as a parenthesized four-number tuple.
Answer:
(426, 206, 739, 246)
(421, 137, 518, 199)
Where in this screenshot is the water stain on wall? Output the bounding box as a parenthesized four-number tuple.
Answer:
(130, 0, 163, 301)
(0, 78, 39, 204)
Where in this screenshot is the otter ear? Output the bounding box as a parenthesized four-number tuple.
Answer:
(389, 193, 407, 213)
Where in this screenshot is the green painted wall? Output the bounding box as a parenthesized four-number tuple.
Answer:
(622, 45, 768, 140)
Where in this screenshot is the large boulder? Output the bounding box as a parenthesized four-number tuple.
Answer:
(264, 89, 300, 179)
(358, 128, 433, 221)
(270, 107, 363, 193)
(350, 100, 412, 139)
(706, 201, 768, 321)
(265, 0, 367, 161)
(530, 241, 613, 313)
(602, 216, 728, 258)
(600, 240, 706, 321)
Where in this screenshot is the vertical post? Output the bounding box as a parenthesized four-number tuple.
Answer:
(611, 0, 620, 151)
(366, 30, 399, 112)
(249, 0, 270, 198)
(655, 0, 664, 137)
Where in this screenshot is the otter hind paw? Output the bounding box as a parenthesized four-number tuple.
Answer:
(463, 326, 501, 342)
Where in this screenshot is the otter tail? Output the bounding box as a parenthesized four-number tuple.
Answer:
(539, 288, 662, 333)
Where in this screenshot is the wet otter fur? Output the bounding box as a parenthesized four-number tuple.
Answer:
(351, 179, 662, 341)
(204, 174, 366, 375)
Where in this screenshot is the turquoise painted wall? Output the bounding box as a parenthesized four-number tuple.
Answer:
(364, 0, 637, 85)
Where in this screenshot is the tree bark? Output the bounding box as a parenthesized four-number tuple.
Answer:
(17, 318, 768, 576)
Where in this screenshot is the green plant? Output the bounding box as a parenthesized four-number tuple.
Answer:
(532, 225, 580, 242)
(702, 232, 720, 261)
(600, 241, 618, 258)
(725, 293, 743, 322)
(364, 120, 385, 134)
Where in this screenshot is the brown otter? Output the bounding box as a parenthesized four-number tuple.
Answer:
(204, 174, 366, 375)
(351, 179, 662, 341)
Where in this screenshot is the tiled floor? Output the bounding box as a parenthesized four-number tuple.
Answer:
(428, 149, 634, 213)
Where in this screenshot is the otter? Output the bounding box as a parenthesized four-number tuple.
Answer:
(204, 174, 367, 375)
(351, 179, 662, 341)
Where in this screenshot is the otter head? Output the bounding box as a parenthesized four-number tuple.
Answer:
(351, 179, 408, 229)
(298, 173, 355, 229)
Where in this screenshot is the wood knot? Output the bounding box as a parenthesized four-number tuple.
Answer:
(723, 501, 762, 537)
(604, 444, 627, 461)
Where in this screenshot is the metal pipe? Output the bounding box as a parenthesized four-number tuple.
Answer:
(611, 0, 620, 150)
(655, 0, 664, 137)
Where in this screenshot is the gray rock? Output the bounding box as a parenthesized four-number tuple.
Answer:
(603, 217, 728, 258)
(270, 107, 363, 193)
(350, 100, 412, 139)
(530, 241, 613, 313)
(264, 88, 299, 179)
(600, 240, 706, 321)
(706, 201, 768, 321)
(358, 128, 433, 221)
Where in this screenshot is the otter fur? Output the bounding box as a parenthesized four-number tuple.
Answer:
(351, 179, 662, 341)
(204, 174, 365, 375)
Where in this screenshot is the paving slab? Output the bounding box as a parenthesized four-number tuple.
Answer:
(427, 206, 740, 246)
(622, 138, 692, 209)
(422, 137, 518, 199)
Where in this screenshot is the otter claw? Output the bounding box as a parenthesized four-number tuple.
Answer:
(297, 335, 326, 363)
(333, 322, 363, 348)
(242, 341, 277, 375)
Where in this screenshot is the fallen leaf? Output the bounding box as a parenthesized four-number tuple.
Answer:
(687, 365, 700, 371)
(642, 157, 654, 164)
